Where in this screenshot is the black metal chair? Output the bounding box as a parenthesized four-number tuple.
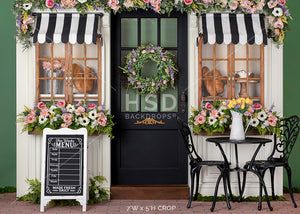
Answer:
(242, 115, 300, 208)
(176, 117, 232, 212)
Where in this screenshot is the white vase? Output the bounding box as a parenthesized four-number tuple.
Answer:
(230, 110, 245, 141)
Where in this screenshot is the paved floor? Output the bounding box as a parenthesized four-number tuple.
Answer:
(0, 193, 300, 213)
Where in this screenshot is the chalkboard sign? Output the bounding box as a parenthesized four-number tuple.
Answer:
(40, 128, 88, 212)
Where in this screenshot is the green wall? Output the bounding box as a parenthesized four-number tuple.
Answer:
(0, 0, 16, 187)
(0, 0, 299, 189)
(283, 0, 300, 188)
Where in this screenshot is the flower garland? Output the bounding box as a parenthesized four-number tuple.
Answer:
(120, 44, 177, 94)
(18, 100, 115, 137)
(190, 99, 280, 136)
(14, 0, 291, 49)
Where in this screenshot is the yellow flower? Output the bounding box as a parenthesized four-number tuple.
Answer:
(191, 106, 196, 113)
(241, 104, 245, 110)
(245, 97, 253, 105)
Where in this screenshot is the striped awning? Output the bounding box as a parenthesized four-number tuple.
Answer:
(33, 13, 101, 44)
(200, 13, 268, 45)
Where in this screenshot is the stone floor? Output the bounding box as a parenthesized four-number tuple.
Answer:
(0, 193, 300, 214)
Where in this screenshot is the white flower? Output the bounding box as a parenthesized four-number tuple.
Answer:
(78, 0, 87, 3)
(23, 3, 32, 11)
(39, 116, 48, 124)
(66, 104, 75, 113)
(208, 116, 217, 125)
(91, 120, 98, 128)
(263, 120, 270, 127)
(95, 181, 101, 187)
(257, 111, 268, 121)
(218, 106, 227, 115)
(220, 117, 228, 124)
(49, 105, 57, 115)
(79, 117, 90, 126)
(123, 0, 134, 8)
(250, 118, 259, 127)
(88, 109, 98, 120)
(272, 7, 283, 17)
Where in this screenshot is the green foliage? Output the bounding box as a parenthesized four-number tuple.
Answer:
(0, 186, 16, 193)
(18, 176, 109, 206)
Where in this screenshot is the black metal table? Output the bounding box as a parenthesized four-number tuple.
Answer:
(206, 137, 273, 211)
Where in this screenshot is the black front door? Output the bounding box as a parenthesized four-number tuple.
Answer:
(111, 11, 188, 185)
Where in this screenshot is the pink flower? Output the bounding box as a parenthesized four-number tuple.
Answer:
(268, 0, 278, 9)
(62, 113, 73, 124)
(75, 106, 85, 115)
(267, 15, 275, 25)
(42, 61, 52, 72)
(256, 2, 265, 11)
(210, 109, 219, 118)
(88, 103, 97, 110)
(144, 0, 150, 3)
(205, 102, 213, 110)
(37, 102, 46, 110)
(194, 114, 206, 125)
(53, 60, 64, 71)
(183, 0, 193, 5)
(150, 0, 161, 12)
(274, 19, 284, 29)
(253, 103, 263, 110)
(108, 0, 120, 12)
(274, 28, 281, 36)
(25, 114, 36, 124)
(60, 0, 77, 8)
(97, 112, 107, 126)
(278, 0, 286, 5)
(45, 0, 55, 9)
(229, 0, 239, 10)
(268, 115, 278, 127)
(56, 100, 66, 108)
(40, 109, 49, 117)
(201, 110, 207, 116)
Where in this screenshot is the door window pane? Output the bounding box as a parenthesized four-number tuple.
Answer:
(161, 18, 177, 47)
(160, 86, 178, 112)
(121, 18, 138, 47)
(121, 85, 140, 112)
(141, 18, 157, 45)
(141, 60, 157, 77)
(141, 94, 158, 112)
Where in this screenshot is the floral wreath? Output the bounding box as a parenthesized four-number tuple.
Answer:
(14, 0, 291, 49)
(120, 44, 177, 95)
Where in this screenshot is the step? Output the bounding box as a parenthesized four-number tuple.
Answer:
(110, 185, 189, 200)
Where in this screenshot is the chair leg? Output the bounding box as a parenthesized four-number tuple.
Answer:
(240, 170, 247, 202)
(255, 169, 273, 211)
(285, 164, 297, 208)
(222, 173, 231, 210)
(258, 170, 266, 211)
(193, 167, 201, 201)
(188, 168, 196, 208)
(210, 171, 223, 212)
(225, 170, 233, 201)
(269, 167, 276, 200)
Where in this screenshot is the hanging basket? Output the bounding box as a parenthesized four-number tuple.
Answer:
(72, 63, 96, 93)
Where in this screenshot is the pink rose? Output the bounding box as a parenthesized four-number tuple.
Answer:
(60, 0, 77, 8)
(108, 0, 120, 11)
(40, 109, 49, 117)
(150, 0, 161, 12)
(183, 0, 193, 5)
(37, 102, 46, 110)
(194, 114, 206, 125)
(56, 100, 66, 108)
(25, 114, 36, 124)
(75, 106, 85, 115)
(62, 113, 73, 124)
(229, 0, 239, 10)
(88, 103, 97, 110)
(253, 103, 263, 110)
(42, 61, 52, 72)
(205, 102, 213, 110)
(268, 115, 278, 127)
(278, 0, 286, 5)
(201, 110, 207, 116)
(274, 19, 284, 29)
(97, 112, 107, 126)
(268, 0, 278, 9)
(45, 0, 55, 9)
(256, 2, 265, 11)
(210, 109, 219, 118)
(144, 0, 150, 3)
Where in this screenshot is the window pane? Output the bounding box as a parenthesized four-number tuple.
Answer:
(141, 94, 158, 112)
(121, 85, 139, 112)
(141, 18, 157, 45)
(121, 18, 138, 47)
(160, 86, 178, 112)
(161, 18, 177, 47)
(141, 60, 157, 77)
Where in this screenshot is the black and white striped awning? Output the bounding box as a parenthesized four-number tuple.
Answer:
(33, 13, 101, 44)
(200, 13, 268, 45)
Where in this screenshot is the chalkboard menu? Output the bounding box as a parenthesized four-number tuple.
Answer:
(45, 135, 84, 196)
(40, 128, 87, 212)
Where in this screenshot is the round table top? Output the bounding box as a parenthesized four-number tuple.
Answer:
(206, 137, 272, 144)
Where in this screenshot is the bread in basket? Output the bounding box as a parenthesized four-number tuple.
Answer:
(72, 63, 96, 93)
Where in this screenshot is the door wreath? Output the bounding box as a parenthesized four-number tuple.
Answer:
(120, 44, 177, 94)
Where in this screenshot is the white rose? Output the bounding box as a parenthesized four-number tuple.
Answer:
(78, 0, 88, 3)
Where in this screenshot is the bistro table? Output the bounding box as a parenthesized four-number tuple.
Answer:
(206, 137, 273, 211)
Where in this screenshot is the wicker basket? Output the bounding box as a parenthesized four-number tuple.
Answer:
(72, 63, 96, 93)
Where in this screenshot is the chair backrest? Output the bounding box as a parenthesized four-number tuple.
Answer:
(176, 117, 202, 162)
(269, 115, 300, 161)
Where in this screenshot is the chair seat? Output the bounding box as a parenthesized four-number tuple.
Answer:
(199, 160, 229, 166)
(246, 158, 285, 168)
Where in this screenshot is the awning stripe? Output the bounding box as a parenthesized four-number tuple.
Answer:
(33, 13, 100, 44)
(200, 13, 268, 45)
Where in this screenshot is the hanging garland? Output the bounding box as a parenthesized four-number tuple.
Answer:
(120, 44, 177, 95)
(13, 0, 291, 49)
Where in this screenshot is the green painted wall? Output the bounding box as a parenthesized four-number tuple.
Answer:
(0, 0, 16, 187)
(283, 0, 300, 188)
(0, 0, 299, 189)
